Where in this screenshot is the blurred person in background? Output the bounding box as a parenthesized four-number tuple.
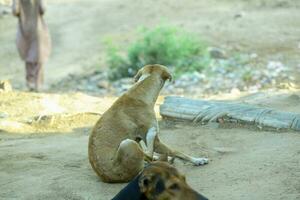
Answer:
(12, 0, 51, 91)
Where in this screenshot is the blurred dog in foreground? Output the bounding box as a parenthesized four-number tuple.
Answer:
(112, 161, 208, 200)
(89, 64, 208, 183)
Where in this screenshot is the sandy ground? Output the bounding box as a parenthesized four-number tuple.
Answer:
(0, 0, 300, 89)
(0, 90, 300, 200)
(0, 0, 300, 199)
(0, 119, 299, 200)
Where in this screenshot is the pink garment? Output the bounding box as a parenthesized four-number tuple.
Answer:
(13, 0, 51, 63)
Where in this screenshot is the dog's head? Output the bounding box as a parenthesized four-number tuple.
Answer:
(139, 162, 208, 200)
(112, 161, 208, 200)
(134, 64, 172, 83)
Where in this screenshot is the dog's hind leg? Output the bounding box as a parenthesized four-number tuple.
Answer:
(154, 137, 208, 166)
(114, 139, 146, 182)
(139, 140, 168, 162)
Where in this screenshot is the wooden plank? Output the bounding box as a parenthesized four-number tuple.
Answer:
(160, 96, 300, 131)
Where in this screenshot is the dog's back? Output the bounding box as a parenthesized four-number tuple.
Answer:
(88, 65, 171, 183)
(88, 101, 134, 182)
(88, 92, 154, 182)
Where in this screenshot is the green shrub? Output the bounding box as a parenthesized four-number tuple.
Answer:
(104, 39, 130, 80)
(105, 25, 208, 80)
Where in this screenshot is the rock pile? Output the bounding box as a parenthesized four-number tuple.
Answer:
(50, 51, 295, 97)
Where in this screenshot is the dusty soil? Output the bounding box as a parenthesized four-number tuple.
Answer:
(0, 90, 300, 200)
(1, 122, 299, 200)
(0, 0, 300, 199)
(0, 0, 300, 89)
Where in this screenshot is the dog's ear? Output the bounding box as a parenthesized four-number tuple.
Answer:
(139, 174, 165, 197)
(139, 174, 152, 193)
(162, 70, 172, 82)
(134, 69, 143, 82)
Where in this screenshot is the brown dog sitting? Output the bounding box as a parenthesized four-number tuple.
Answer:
(88, 64, 208, 183)
(112, 161, 208, 200)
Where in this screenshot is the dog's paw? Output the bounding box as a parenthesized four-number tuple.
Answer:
(192, 157, 209, 166)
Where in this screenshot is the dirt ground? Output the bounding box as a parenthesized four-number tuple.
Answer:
(0, 0, 300, 89)
(0, 90, 300, 200)
(1, 121, 300, 200)
(1, 0, 300, 200)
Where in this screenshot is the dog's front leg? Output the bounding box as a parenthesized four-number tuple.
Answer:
(138, 140, 154, 162)
(144, 126, 158, 159)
